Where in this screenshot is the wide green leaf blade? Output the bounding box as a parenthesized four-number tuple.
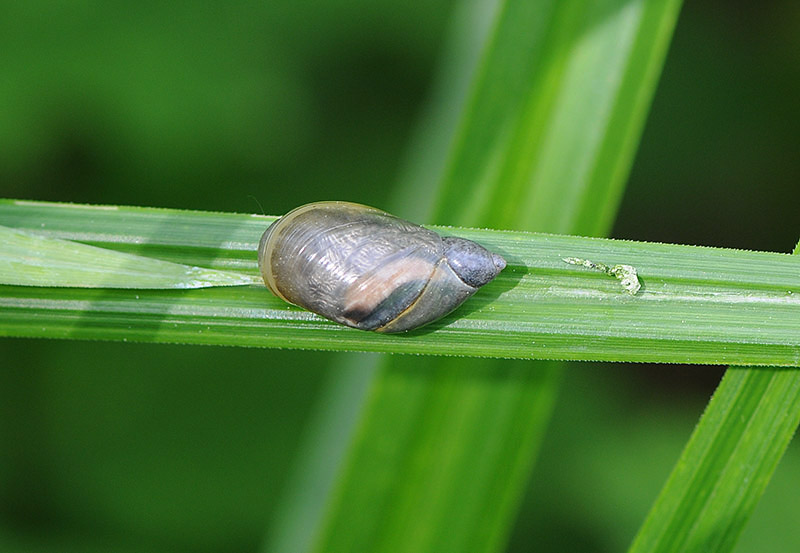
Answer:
(279, 1, 685, 553)
(432, 0, 683, 237)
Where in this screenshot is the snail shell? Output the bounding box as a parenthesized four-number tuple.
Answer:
(257, 201, 506, 333)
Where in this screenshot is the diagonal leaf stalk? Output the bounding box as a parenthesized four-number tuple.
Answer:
(628, 241, 800, 553)
(267, 0, 684, 552)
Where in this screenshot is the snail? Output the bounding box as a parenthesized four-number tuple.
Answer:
(257, 201, 506, 333)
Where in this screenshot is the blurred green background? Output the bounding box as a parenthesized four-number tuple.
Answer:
(1, 1, 798, 552)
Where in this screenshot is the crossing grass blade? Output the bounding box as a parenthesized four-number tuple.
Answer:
(264, 1, 686, 553)
(628, 242, 800, 553)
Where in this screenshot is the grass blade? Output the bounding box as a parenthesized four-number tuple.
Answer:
(628, 242, 800, 553)
(285, 0, 686, 552)
(2, 200, 798, 365)
(0, 225, 257, 289)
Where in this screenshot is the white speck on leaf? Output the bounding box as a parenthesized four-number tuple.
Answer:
(563, 257, 641, 295)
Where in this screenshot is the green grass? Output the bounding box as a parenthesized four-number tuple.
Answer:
(2, 199, 798, 366)
(265, 1, 688, 552)
(630, 363, 800, 553)
(2, 0, 799, 552)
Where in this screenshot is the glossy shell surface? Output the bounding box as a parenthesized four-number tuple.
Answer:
(258, 201, 506, 332)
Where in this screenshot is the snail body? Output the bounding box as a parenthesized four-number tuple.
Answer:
(257, 201, 506, 333)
